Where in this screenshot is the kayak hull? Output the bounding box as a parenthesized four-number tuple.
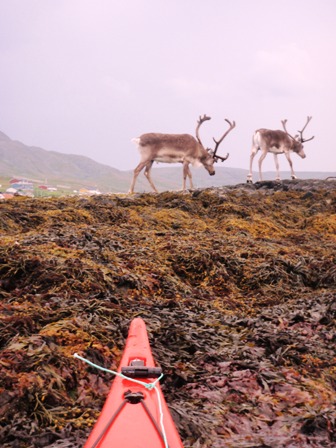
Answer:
(84, 318, 184, 448)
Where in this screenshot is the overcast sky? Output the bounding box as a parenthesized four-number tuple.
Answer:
(1, 0, 336, 175)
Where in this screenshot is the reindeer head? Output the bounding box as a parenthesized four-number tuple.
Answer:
(195, 115, 235, 174)
(281, 116, 314, 159)
(200, 151, 217, 176)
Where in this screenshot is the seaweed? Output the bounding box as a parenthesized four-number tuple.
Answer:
(0, 179, 335, 447)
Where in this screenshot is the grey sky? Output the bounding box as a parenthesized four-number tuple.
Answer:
(1, 0, 335, 174)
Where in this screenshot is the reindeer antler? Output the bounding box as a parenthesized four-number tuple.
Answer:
(282, 117, 315, 143)
(213, 118, 236, 161)
(281, 119, 296, 141)
(297, 116, 314, 143)
(195, 114, 211, 146)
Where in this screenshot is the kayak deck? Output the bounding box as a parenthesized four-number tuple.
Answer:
(83, 318, 184, 448)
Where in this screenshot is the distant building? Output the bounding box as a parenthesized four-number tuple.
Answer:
(6, 187, 17, 194)
(79, 187, 101, 195)
(9, 178, 33, 190)
(38, 185, 58, 191)
(1, 193, 14, 200)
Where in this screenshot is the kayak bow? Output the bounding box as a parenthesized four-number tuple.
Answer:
(83, 317, 184, 448)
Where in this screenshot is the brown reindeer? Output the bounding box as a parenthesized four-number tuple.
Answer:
(129, 115, 235, 193)
(247, 117, 314, 183)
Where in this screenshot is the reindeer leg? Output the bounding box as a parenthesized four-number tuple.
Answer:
(284, 152, 296, 179)
(186, 165, 194, 190)
(182, 162, 193, 191)
(129, 161, 147, 194)
(258, 151, 267, 181)
(273, 154, 281, 181)
(144, 161, 158, 192)
(247, 148, 258, 183)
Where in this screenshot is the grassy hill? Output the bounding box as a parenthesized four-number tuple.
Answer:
(0, 180, 335, 447)
(1, 130, 335, 194)
(0, 131, 128, 192)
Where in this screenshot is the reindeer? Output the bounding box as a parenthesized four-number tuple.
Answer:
(129, 115, 236, 193)
(247, 116, 314, 183)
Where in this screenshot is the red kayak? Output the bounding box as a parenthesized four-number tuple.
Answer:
(83, 317, 184, 448)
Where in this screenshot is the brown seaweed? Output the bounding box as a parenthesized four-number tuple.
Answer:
(0, 179, 335, 447)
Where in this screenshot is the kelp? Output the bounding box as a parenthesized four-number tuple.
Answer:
(0, 179, 335, 447)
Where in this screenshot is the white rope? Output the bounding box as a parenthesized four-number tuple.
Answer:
(74, 353, 169, 448)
